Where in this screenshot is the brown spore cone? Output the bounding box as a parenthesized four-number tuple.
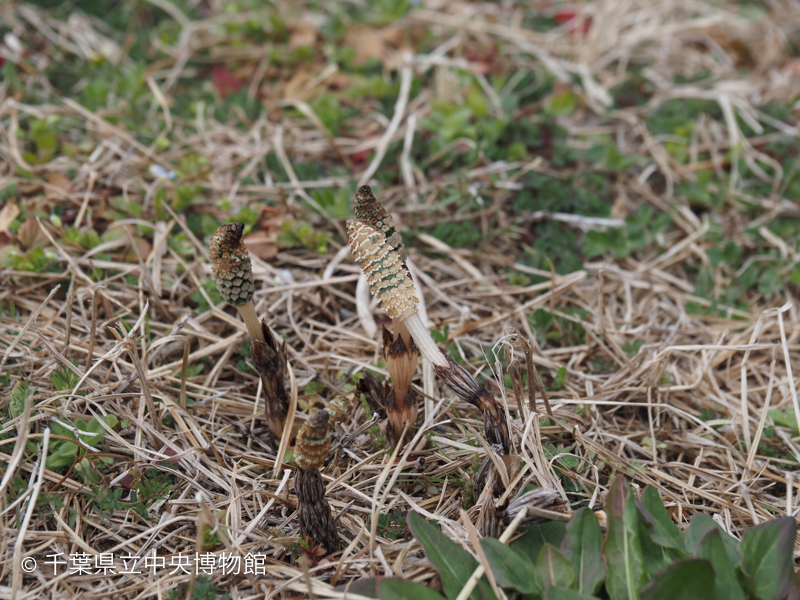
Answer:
(294, 410, 339, 552)
(354, 185, 406, 261)
(294, 410, 332, 471)
(209, 222, 255, 306)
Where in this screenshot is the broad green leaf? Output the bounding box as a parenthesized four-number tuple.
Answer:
(637, 521, 673, 579)
(560, 508, 605, 595)
(407, 512, 497, 600)
(512, 520, 566, 565)
(684, 514, 740, 564)
(45, 438, 78, 471)
(547, 586, 599, 600)
(636, 487, 685, 578)
(537, 544, 574, 594)
(696, 529, 746, 600)
(636, 486, 682, 549)
(740, 517, 796, 600)
(378, 579, 447, 600)
(640, 559, 715, 600)
(481, 538, 537, 594)
(602, 476, 644, 600)
(335, 577, 379, 598)
(49, 421, 77, 442)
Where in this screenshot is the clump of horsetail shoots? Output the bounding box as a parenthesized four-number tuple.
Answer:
(346, 218, 511, 455)
(294, 410, 339, 553)
(209, 222, 288, 440)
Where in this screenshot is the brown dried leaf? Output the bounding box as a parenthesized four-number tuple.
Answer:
(16, 218, 50, 250)
(45, 172, 73, 201)
(282, 70, 316, 103)
(0, 201, 20, 244)
(289, 22, 317, 49)
(343, 25, 386, 66)
(242, 230, 278, 260)
(125, 236, 153, 262)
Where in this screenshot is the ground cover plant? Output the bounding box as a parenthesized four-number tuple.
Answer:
(2, 0, 800, 598)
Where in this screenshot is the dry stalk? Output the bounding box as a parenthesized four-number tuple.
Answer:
(520, 334, 552, 417)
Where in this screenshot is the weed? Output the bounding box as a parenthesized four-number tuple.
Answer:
(90, 469, 174, 519)
(50, 358, 83, 394)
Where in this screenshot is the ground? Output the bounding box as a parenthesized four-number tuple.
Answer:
(1, 0, 800, 598)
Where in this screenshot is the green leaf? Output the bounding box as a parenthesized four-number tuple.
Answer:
(512, 520, 567, 564)
(75, 415, 117, 447)
(536, 544, 574, 594)
(549, 90, 577, 115)
(407, 512, 497, 600)
(739, 516, 796, 600)
(10, 380, 36, 420)
(45, 428, 79, 472)
(378, 579, 447, 600)
(637, 520, 673, 579)
(481, 538, 537, 594)
(636, 487, 682, 550)
(335, 577, 379, 598)
(546, 587, 599, 600)
(696, 529, 746, 600)
(768, 407, 798, 431)
(561, 508, 605, 595)
(640, 559, 715, 600)
(602, 476, 644, 600)
(684, 514, 740, 564)
(553, 367, 567, 389)
(636, 487, 685, 578)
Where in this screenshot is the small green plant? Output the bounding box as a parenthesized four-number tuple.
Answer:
(47, 415, 119, 473)
(202, 511, 229, 548)
(278, 221, 328, 254)
(8, 475, 65, 518)
(582, 206, 672, 260)
(165, 576, 229, 600)
(295, 536, 329, 568)
(377, 508, 408, 541)
(403, 475, 798, 600)
(189, 278, 224, 313)
(90, 469, 174, 519)
(10, 247, 57, 273)
(21, 116, 60, 164)
(9, 379, 36, 421)
(64, 227, 101, 250)
(50, 358, 83, 394)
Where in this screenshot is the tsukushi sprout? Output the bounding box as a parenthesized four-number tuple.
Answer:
(209, 222, 288, 441)
(293, 410, 339, 552)
(346, 210, 511, 456)
(209, 222, 262, 343)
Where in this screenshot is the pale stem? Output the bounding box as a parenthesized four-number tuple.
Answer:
(236, 300, 266, 345)
(402, 312, 448, 368)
